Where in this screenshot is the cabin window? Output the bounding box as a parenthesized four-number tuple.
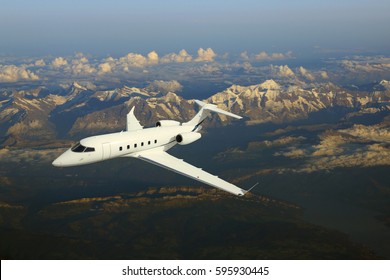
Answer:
(119, 147, 123, 151)
(148, 141, 151, 145)
(127, 145, 130, 150)
(154, 140, 157, 144)
(141, 142, 144, 146)
(134, 144, 137, 148)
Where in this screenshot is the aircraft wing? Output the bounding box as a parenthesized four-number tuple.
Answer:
(133, 150, 247, 196)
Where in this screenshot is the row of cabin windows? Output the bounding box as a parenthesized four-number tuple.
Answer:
(119, 139, 158, 151)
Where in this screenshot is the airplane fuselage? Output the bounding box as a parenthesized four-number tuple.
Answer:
(52, 125, 196, 167)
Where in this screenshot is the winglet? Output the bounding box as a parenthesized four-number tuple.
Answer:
(243, 182, 259, 195)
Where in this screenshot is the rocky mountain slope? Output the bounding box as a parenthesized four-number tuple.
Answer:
(207, 79, 390, 125)
(1, 80, 389, 144)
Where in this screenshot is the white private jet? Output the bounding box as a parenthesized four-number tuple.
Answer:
(52, 100, 256, 196)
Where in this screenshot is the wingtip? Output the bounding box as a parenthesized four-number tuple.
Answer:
(242, 182, 259, 195)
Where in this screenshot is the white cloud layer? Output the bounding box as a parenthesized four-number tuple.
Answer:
(195, 48, 217, 62)
(255, 51, 293, 61)
(98, 62, 112, 74)
(2, 50, 386, 85)
(119, 53, 148, 68)
(147, 51, 159, 65)
(160, 49, 193, 63)
(340, 56, 390, 73)
(69, 54, 96, 75)
(51, 57, 68, 68)
(94, 48, 216, 76)
(271, 65, 295, 77)
(298, 66, 315, 81)
(34, 59, 46, 67)
(0, 65, 40, 82)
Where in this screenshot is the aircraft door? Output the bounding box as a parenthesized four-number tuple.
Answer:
(102, 143, 111, 160)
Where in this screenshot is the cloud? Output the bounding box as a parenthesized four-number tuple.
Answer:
(147, 51, 159, 65)
(98, 62, 112, 74)
(97, 50, 194, 74)
(340, 56, 390, 73)
(255, 51, 270, 61)
(49, 54, 96, 75)
(320, 71, 329, 79)
(270, 53, 286, 60)
(119, 53, 148, 69)
(239, 51, 250, 61)
(34, 59, 46, 67)
(102, 51, 160, 72)
(160, 49, 193, 63)
(97, 56, 116, 75)
(188, 63, 223, 76)
(255, 51, 293, 61)
(0, 65, 40, 83)
(51, 57, 68, 68)
(298, 66, 315, 81)
(296, 66, 329, 81)
(241, 62, 253, 72)
(145, 80, 183, 94)
(271, 65, 295, 77)
(195, 48, 217, 62)
(69, 54, 96, 75)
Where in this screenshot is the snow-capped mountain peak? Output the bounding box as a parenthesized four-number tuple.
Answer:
(259, 79, 281, 90)
(379, 80, 390, 90)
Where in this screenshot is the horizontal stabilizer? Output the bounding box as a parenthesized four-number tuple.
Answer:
(195, 100, 242, 119)
(184, 100, 242, 127)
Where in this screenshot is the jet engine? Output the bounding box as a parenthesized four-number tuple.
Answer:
(156, 120, 181, 127)
(176, 132, 201, 145)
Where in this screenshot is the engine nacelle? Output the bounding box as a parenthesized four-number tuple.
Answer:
(176, 132, 201, 145)
(156, 120, 181, 127)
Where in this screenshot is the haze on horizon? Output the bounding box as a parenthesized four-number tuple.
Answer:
(0, 0, 389, 57)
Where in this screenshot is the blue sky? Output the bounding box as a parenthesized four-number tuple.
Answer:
(0, 0, 389, 56)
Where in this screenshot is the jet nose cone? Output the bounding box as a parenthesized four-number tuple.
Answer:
(52, 158, 62, 167)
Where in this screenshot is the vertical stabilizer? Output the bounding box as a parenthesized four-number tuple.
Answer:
(126, 107, 143, 131)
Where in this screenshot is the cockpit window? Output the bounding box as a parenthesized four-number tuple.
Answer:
(71, 142, 95, 153)
(71, 143, 85, 152)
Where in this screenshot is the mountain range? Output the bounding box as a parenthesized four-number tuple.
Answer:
(1, 79, 389, 146)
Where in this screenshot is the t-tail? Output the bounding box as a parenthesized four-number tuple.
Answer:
(183, 100, 242, 131)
